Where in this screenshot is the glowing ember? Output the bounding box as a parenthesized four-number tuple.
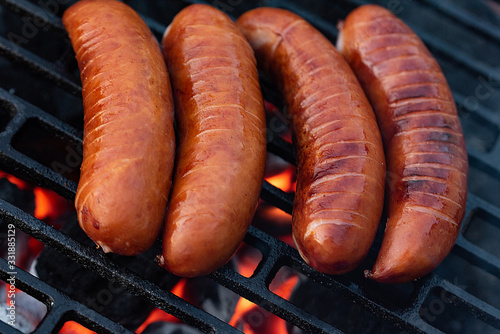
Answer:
(229, 297, 256, 330)
(0, 159, 301, 334)
(229, 251, 298, 333)
(136, 280, 186, 333)
(0, 170, 73, 269)
(265, 167, 296, 193)
(33, 187, 61, 220)
(0, 170, 72, 224)
(59, 321, 96, 334)
(0, 171, 28, 190)
(232, 243, 262, 278)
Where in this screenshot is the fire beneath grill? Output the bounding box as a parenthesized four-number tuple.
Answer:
(0, 171, 70, 332)
(0, 161, 302, 334)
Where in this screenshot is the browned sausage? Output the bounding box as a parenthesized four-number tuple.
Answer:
(237, 8, 386, 275)
(63, 0, 175, 256)
(160, 4, 267, 277)
(338, 4, 468, 283)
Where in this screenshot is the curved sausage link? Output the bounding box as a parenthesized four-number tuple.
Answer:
(63, 0, 176, 255)
(237, 7, 386, 275)
(338, 4, 468, 283)
(161, 4, 267, 277)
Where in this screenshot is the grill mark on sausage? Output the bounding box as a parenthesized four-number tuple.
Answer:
(310, 172, 384, 190)
(380, 68, 443, 85)
(310, 208, 370, 222)
(193, 104, 263, 125)
(393, 110, 456, 122)
(404, 162, 467, 176)
(301, 91, 350, 113)
(394, 126, 461, 139)
(405, 205, 458, 226)
(410, 190, 464, 209)
(368, 52, 431, 69)
(305, 190, 366, 203)
(193, 127, 242, 140)
(316, 155, 385, 171)
(179, 164, 235, 179)
(401, 175, 463, 191)
(304, 219, 364, 240)
(358, 33, 416, 53)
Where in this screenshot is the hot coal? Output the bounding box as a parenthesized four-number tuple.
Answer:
(35, 217, 179, 331)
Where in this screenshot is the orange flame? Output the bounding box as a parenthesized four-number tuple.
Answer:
(136, 280, 186, 333)
(59, 321, 96, 334)
(0, 171, 28, 189)
(229, 251, 299, 333)
(32, 186, 73, 224)
(0, 170, 72, 223)
(233, 243, 262, 278)
(229, 297, 257, 332)
(265, 167, 296, 193)
(33, 187, 57, 220)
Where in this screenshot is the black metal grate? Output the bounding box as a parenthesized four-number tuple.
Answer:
(0, 0, 499, 333)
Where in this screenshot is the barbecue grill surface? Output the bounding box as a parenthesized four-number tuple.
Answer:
(0, 0, 499, 333)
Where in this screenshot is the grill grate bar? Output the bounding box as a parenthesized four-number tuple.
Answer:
(453, 92, 500, 127)
(454, 193, 500, 277)
(260, 181, 294, 215)
(0, 259, 134, 334)
(456, 235, 500, 279)
(213, 225, 433, 334)
(0, 35, 81, 96)
(436, 277, 500, 331)
(419, 0, 500, 42)
(467, 152, 500, 182)
(0, 1, 498, 333)
(0, 0, 66, 35)
(412, 26, 500, 83)
(267, 136, 296, 166)
(210, 265, 343, 334)
(0, 198, 241, 334)
(0, 87, 80, 199)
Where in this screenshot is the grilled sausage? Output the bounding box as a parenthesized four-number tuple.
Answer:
(237, 8, 386, 275)
(338, 4, 468, 283)
(160, 4, 267, 277)
(63, 0, 175, 256)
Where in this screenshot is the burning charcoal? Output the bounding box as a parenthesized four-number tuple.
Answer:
(35, 217, 179, 331)
(142, 322, 202, 334)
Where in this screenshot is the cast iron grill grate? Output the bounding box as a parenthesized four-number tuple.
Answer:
(0, 0, 499, 333)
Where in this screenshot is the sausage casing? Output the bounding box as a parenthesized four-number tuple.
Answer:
(161, 4, 267, 277)
(64, 0, 175, 255)
(237, 8, 386, 275)
(338, 4, 468, 283)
